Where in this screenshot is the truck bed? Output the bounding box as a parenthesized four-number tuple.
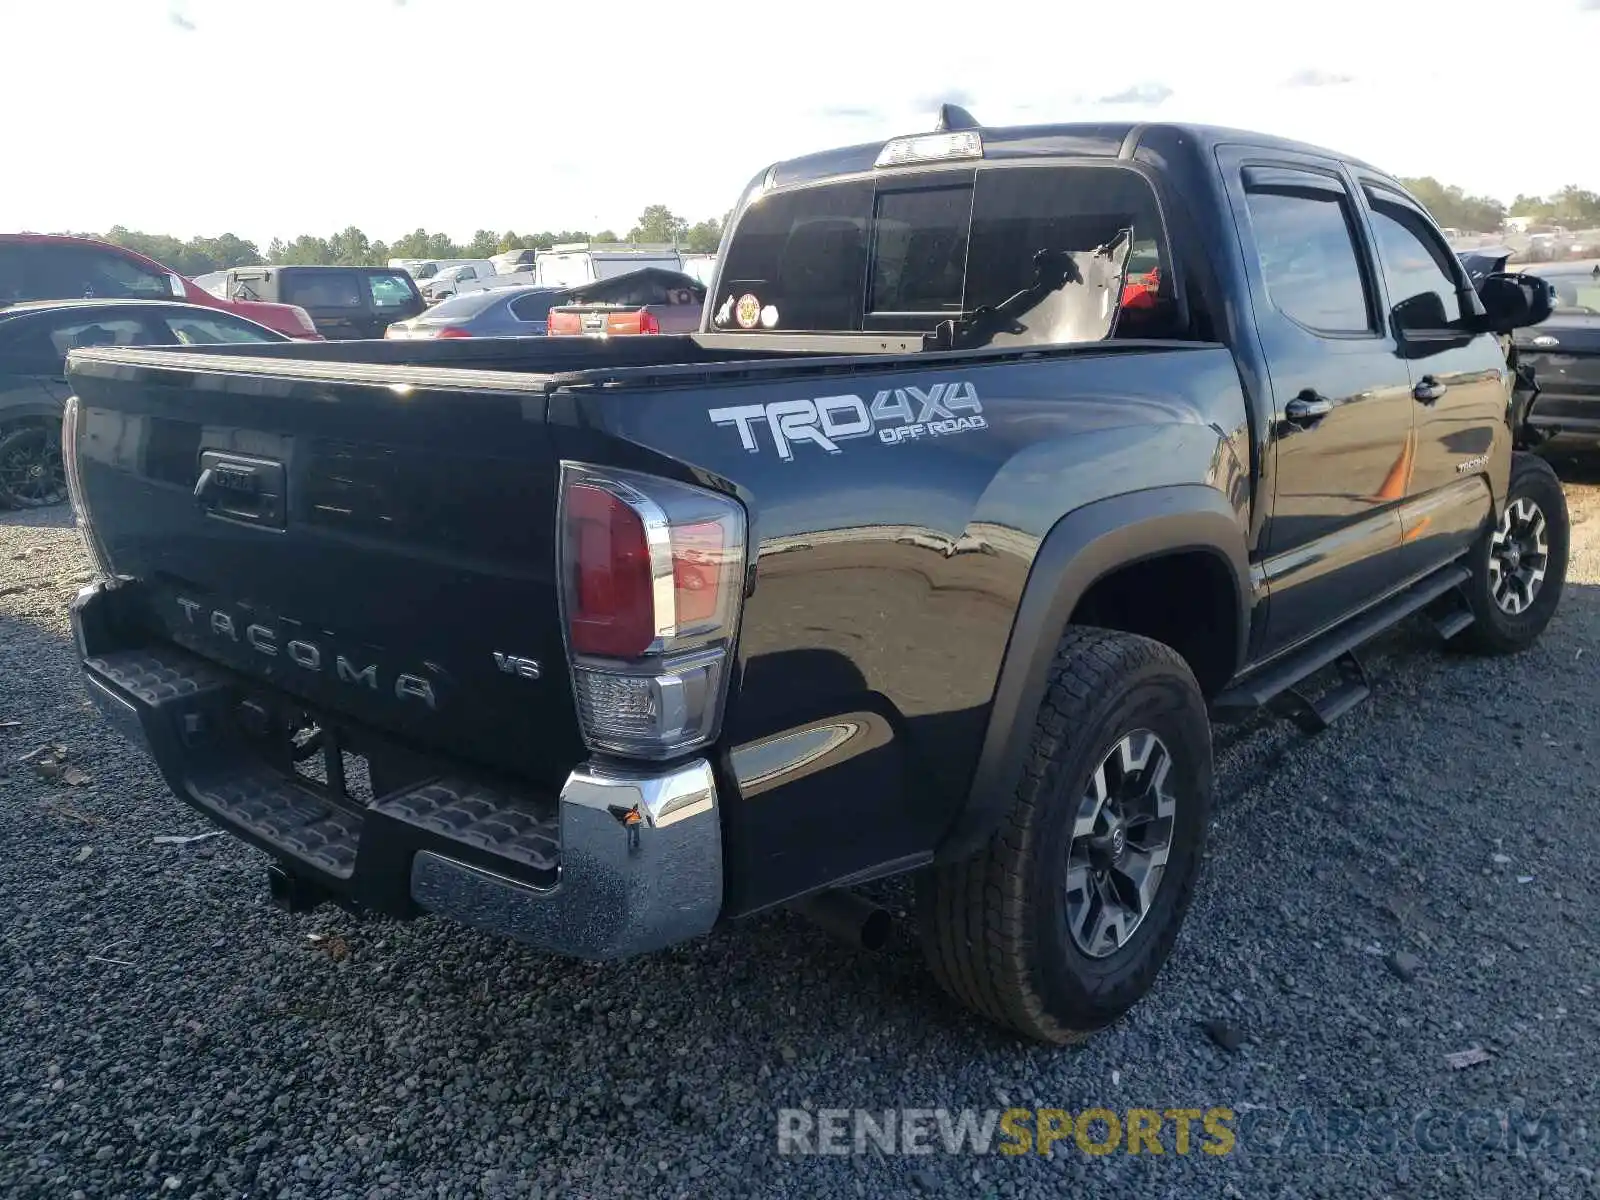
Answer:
(65, 332, 1248, 915)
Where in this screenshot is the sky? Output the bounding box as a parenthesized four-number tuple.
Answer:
(4, 0, 1598, 248)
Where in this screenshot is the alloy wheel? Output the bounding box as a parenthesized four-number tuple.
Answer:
(0, 427, 67, 508)
(1488, 496, 1549, 616)
(1065, 729, 1178, 959)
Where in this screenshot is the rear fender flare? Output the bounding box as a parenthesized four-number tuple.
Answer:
(937, 484, 1250, 860)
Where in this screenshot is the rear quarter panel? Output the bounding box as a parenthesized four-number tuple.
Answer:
(552, 343, 1250, 913)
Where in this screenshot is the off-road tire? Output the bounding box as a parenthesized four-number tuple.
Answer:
(918, 627, 1213, 1044)
(1453, 452, 1569, 655)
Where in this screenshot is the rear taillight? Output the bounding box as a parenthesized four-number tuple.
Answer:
(638, 310, 661, 335)
(559, 464, 746, 759)
(434, 326, 472, 339)
(61, 396, 114, 581)
(288, 305, 319, 337)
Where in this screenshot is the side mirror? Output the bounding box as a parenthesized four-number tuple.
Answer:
(167, 273, 187, 299)
(1392, 290, 1451, 334)
(1477, 271, 1554, 334)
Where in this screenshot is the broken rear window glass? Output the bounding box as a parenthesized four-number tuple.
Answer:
(711, 163, 1173, 346)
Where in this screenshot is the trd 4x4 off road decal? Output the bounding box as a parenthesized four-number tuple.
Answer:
(708, 382, 986, 462)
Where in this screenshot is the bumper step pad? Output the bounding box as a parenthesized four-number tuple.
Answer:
(82, 645, 557, 889)
(196, 767, 364, 878)
(375, 781, 560, 876)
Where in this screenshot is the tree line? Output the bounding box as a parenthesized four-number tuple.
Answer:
(1399, 179, 1600, 233)
(87, 205, 727, 279)
(75, 182, 1600, 280)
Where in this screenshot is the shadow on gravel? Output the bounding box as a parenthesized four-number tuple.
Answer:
(0, 503, 73, 531)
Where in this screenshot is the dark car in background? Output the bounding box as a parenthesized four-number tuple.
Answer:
(383, 285, 568, 339)
(1, 234, 321, 340)
(1511, 263, 1600, 450)
(219, 265, 425, 339)
(546, 267, 706, 337)
(0, 300, 285, 507)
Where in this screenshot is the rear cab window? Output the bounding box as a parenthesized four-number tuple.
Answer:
(710, 163, 1179, 345)
(283, 271, 363, 310)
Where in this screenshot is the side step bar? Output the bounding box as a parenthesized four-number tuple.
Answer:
(1213, 563, 1472, 721)
(1281, 650, 1371, 733)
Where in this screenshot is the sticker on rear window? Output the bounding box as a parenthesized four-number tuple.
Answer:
(760, 304, 779, 329)
(735, 294, 761, 329)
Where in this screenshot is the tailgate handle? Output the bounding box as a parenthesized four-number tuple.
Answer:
(194, 451, 287, 530)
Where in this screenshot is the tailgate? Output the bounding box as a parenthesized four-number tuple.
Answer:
(65, 349, 585, 789)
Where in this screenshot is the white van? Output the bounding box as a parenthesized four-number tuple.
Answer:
(532, 243, 684, 290)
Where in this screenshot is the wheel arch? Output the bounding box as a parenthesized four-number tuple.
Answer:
(0, 398, 67, 429)
(937, 484, 1250, 860)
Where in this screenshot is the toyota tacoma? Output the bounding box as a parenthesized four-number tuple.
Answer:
(63, 109, 1566, 1043)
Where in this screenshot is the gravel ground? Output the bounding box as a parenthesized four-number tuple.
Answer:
(2, 471, 1598, 1200)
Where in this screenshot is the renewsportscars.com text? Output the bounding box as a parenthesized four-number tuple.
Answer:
(776, 1107, 1571, 1158)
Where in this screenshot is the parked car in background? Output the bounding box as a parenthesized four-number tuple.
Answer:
(220, 265, 425, 339)
(383, 285, 569, 339)
(532, 243, 684, 289)
(0, 299, 285, 507)
(0, 234, 320, 340)
(417, 261, 499, 303)
(490, 248, 537, 274)
(545, 268, 705, 337)
(1514, 263, 1600, 450)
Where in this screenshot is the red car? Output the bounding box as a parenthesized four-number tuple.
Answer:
(0, 234, 321, 340)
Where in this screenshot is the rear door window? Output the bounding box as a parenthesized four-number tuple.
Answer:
(284, 271, 363, 310)
(508, 293, 557, 321)
(46, 315, 159, 353)
(159, 312, 282, 344)
(2, 314, 161, 372)
(32, 246, 171, 301)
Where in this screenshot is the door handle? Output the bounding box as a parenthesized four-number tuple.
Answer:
(1413, 376, 1448, 404)
(1284, 392, 1333, 426)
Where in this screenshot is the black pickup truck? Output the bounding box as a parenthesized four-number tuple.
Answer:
(63, 110, 1566, 1044)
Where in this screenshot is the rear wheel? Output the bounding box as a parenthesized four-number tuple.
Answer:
(918, 628, 1213, 1044)
(1453, 452, 1568, 655)
(0, 423, 68, 509)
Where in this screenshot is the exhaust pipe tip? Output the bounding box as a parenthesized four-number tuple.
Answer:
(789, 888, 893, 952)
